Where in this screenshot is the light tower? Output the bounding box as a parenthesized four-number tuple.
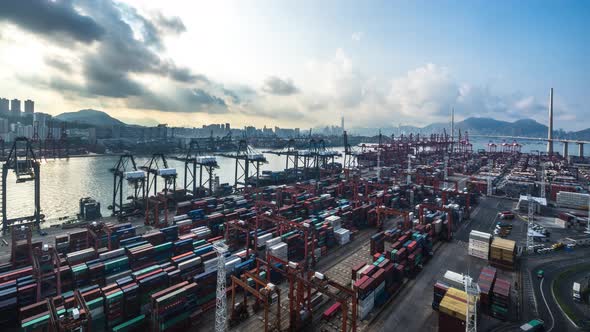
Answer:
(540, 163, 546, 199)
(406, 154, 412, 185)
(444, 156, 449, 189)
(487, 177, 492, 197)
(527, 194, 535, 252)
(377, 145, 381, 180)
(464, 275, 480, 332)
(586, 185, 590, 234)
(547, 88, 554, 154)
(213, 241, 228, 332)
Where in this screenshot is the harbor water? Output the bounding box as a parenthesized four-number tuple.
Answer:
(4, 138, 567, 222)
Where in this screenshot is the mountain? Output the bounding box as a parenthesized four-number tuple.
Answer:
(56, 109, 125, 127)
(455, 117, 548, 137)
(568, 128, 590, 141)
(351, 117, 550, 138)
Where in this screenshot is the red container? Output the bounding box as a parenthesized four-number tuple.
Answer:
(378, 258, 390, 269)
(362, 265, 376, 277)
(407, 241, 417, 253)
(438, 310, 466, 332)
(323, 302, 341, 320)
(354, 275, 369, 289)
(391, 241, 402, 250)
(372, 268, 385, 285)
(398, 235, 409, 244)
(351, 262, 367, 281)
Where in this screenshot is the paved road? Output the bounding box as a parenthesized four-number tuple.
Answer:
(522, 248, 590, 332)
(373, 196, 514, 332)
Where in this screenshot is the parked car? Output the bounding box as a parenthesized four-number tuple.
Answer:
(498, 211, 515, 219)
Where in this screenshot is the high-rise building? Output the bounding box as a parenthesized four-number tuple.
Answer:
(0, 98, 9, 113)
(34, 112, 52, 126)
(225, 123, 231, 130)
(0, 118, 9, 133)
(24, 99, 34, 114)
(11, 98, 21, 115)
(341, 116, 344, 130)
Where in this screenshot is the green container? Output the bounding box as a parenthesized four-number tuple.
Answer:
(112, 315, 145, 332)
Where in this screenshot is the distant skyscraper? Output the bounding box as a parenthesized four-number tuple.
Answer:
(226, 123, 231, 130)
(10, 98, 21, 114)
(0, 98, 9, 113)
(341, 116, 344, 130)
(0, 118, 9, 133)
(24, 99, 34, 114)
(34, 112, 52, 126)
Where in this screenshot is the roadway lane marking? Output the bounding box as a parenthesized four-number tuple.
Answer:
(540, 278, 555, 332)
(550, 273, 580, 329)
(525, 270, 538, 315)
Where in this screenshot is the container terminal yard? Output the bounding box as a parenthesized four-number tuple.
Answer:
(1, 128, 590, 332)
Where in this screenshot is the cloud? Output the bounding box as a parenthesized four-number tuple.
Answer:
(261, 76, 300, 96)
(44, 56, 73, 73)
(0, 0, 105, 43)
(305, 48, 364, 109)
(153, 12, 186, 34)
(388, 64, 458, 119)
(7, 0, 223, 115)
(351, 32, 363, 42)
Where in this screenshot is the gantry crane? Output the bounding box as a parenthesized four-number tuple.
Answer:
(183, 139, 219, 197)
(142, 154, 177, 227)
(2, 137, 41, 233)
(110, 154, 145, 218)
(255, 256, 358, 332)
(417, 203, 454, 241)
(220, 139, 267, 189)
(229, 272, 282, 332)
(376, 206, 411, 230)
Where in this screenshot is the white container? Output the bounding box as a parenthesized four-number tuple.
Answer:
(179, 257, 202, 271)
(173, 214, 189, 223)
(196, 156, 217, 164)
(124, 171, 145, 180)
(158, 168, 177, 176)
(443, 270, 465, 289)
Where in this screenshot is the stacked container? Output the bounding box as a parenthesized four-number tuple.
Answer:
(438, 287, 468, 332)
(556, 192, 590, 209)
(432, 281, 450, 311)
(477, 266, 496, 314)
(334, 228, 351, 245)
(491, 278, 510, 320)
(468, 231, 491, 260)
(489, 238, 516, 270)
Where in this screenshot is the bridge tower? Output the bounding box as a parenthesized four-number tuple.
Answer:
(547, 88, 554, 155)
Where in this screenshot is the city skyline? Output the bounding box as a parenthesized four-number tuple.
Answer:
(0, 1, 588, 130)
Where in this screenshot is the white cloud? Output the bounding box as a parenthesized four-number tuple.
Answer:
(387, 64, 458, 121)
(351, 31, 363, 42)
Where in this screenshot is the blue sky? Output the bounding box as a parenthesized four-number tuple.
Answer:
(0, 0, 588, 129)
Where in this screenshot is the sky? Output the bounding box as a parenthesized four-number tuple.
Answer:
(0, 0, 588, 130)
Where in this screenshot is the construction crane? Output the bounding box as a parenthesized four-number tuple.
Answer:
(464, 275, 480, 332)
(214, 241, 229, 332)
(526, 194, 534, 253)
